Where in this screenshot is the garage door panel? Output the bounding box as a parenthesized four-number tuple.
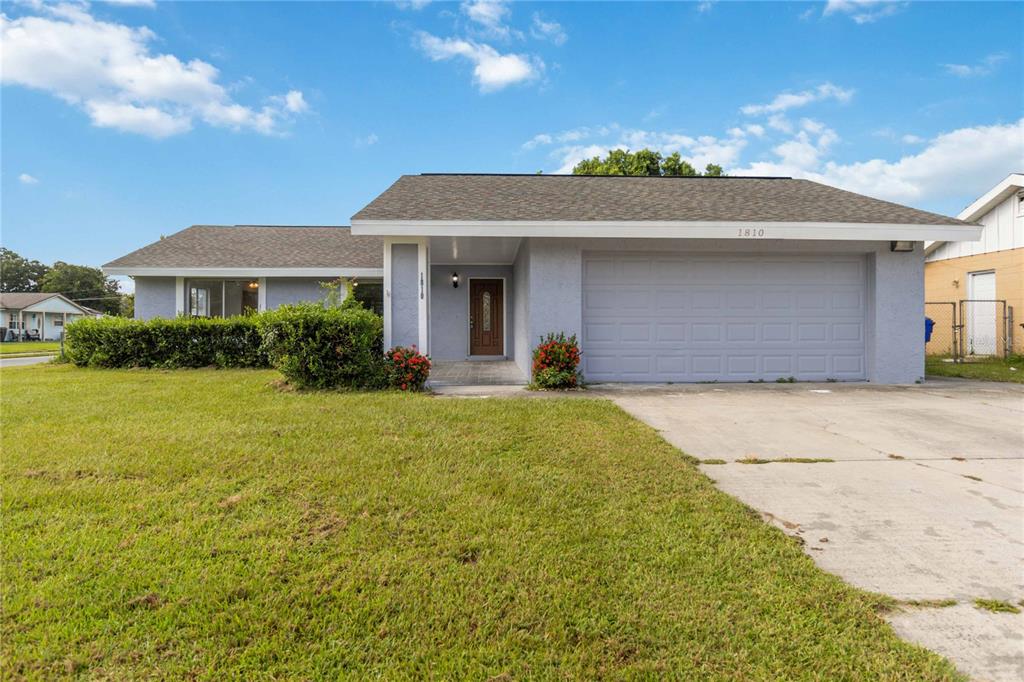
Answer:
(583, 252, 867, 382)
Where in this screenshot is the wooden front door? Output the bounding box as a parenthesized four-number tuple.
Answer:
(469, 279, 504, 356)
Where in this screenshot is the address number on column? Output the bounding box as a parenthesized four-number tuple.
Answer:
(737, 228, 767, 238)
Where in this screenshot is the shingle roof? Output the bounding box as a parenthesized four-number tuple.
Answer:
(352, 174, 969, 225)
(104, 226, 383, 269)
(0, 292, 64, 309)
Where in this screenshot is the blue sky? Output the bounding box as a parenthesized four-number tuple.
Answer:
(2, 0, 1022, 290)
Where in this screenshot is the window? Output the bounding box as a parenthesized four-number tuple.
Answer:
(482, 291, 492, 331)
(8, 313, 18, 329)
(189, 286, 211, 317)
(54, 318, 64, 327)
(352, 280, 384, 316)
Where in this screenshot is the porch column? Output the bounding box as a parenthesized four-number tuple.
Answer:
(384, 238, 428, 352)
(257, 277, 267, 312)
(174, 277, 185, 316)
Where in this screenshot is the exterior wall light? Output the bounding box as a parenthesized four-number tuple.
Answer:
(248, 281, 259, 289)
(451, 272, 460, 288)
(890, 241, 914, 252)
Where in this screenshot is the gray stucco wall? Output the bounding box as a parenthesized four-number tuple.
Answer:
(265, 278, 330, 309)
(519, 237, 924, 384)
(134, 276, 177, 320)
(869, 243, 925, 383)
(512, 241, 531, 376)
(390, 243, 419, 348)
(429, 264, 514, 360)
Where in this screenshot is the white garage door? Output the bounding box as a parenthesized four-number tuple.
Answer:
(582, 253, 867, 382)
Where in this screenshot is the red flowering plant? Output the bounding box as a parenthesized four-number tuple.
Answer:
(385, 345, 431, 391)
(531, 332, 582, 389)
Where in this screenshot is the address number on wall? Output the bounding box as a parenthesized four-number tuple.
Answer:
(737, 228, 767, 238)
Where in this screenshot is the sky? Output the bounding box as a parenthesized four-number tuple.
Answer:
(2, 0, 1022, 293)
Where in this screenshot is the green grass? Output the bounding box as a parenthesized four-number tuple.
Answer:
(925, 355, 1024, 383)
(973, 599, 1021, 614)
(1, 366, 962, 679)
(900, 599, 958, 609)
(0, 340, 60, 355)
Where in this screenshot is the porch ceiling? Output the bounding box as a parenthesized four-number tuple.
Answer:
(429, 236, 521, 265)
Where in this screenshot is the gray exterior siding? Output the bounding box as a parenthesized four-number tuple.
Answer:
(134, 276, 177, 320)
(429, 264, 514, 361)
(265, 278, 330, 309)
(390, 244, 419, 348)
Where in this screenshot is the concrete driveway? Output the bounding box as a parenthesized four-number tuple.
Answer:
(604, 379, 1024, 682)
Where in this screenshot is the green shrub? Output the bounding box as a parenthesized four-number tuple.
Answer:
(385, 346, 431, 391)
(258, 303, 385, 389)
(531, 332, 582, 389)
(65, 316, 266, 369)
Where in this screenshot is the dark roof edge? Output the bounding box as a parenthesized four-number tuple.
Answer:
(416, 173, 793, 180)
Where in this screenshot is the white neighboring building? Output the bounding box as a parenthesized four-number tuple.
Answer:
(0, 292, 95, 341)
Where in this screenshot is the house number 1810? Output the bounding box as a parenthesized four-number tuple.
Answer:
(737, 228, 766, 238)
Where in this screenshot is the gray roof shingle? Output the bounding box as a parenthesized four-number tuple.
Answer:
(352, 174, 969, 225)
(104, 226, 383, 269)
(0, 292, 65, 309)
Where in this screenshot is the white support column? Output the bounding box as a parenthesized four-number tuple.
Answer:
(257, 277, 267, 312)
(175, 276, 185, 316)
(383, 238, 393, 350)
(417, 239, 429, 353)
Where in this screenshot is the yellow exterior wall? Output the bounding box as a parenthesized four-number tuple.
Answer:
(924, 247, 1024, 355)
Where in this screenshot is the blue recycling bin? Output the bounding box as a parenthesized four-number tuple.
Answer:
(925, 317, 935, 342)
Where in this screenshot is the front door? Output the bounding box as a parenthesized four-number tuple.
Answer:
(469, 279, 504, 356)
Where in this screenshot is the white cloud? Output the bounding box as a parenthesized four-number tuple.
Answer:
(697, 1, 715, 13)
(355, 132, 379, 147)
(823, 0, 905, 24)
(530, 12, 566, 46)
(733, 119, 1024, 205)
(415, 31, 541, 92)
(461, 0, 516, 39)
(100, 0, 156, 6)
(741, 82, 854, 116)
(18, 173, 39, 184)
(942, 52, 1009, 78)
(0, 4, 309, 138)
(901, 133, 924, 144)
(394, 0, 432, 9)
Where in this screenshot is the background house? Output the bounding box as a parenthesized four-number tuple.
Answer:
(0, 292, 94, 341)
(925, 173, 1023, 356)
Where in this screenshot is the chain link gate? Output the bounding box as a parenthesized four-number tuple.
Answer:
(925, 301, 958, 358)
(960, 299, 1011, 358)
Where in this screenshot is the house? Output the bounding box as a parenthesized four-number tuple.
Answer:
(925, 173, 1023, 356)
(105, 174, 981, 384)
(103, 226, 385, 319)
(0, 292, 95, 341)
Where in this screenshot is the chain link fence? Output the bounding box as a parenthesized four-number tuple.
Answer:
(926, 300, 1015, 360)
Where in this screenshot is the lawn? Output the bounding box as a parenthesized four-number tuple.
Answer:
(0, 340, 60, 356)
(1, 366, 961, 679)
(926, 354, 1024, 383)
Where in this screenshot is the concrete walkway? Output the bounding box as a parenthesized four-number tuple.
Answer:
(605, 379, 1024, 682)
(427, 360, 527, 387)
(0, 354, 54, 368)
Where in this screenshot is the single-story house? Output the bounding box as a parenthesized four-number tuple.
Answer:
(105, 174, 982, 384)
(0, 292, 95, 341)
(925, 173, 1023, 356)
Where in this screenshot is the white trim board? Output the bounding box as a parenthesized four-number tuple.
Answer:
(104, 267, 384, 278)
(351, 219, 980, 242)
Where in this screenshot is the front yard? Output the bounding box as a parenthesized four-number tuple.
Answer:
(1, 366, 960, 679)
(926, 355, 1024, 383)
(0, 340, 60, 356)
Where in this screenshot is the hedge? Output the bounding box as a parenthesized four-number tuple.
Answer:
(64, 316, 267, 369)
(259, 303, 386, 389)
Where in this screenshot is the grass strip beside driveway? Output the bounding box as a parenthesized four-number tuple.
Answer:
(926, 355, 1024, 383)
(0, 341, 60, 356)
(1, 366, 962, 679)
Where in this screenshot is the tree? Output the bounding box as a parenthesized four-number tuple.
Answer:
(119, 293, 135, 318)
(0, 248, 49, 292)
(572, 148, 726, 177)
(40, 262, 122, 315)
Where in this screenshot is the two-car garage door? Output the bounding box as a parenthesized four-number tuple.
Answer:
(582, 253, 867, 382)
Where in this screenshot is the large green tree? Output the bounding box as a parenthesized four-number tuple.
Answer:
(40, 262, 122, 315)
(572, 149, 726, 177)
(0, 248, 49, 292)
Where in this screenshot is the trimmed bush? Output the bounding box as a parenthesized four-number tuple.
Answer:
(531, 332, 582, 389)
(386, 346, 431, 391)
(258, 303, 385, 389)
(65, 316, 266, 369)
